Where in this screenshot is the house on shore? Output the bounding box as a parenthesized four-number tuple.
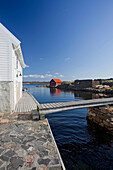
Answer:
(0, 23, 26, 113)
(74, 79, 100, 89)
(50, 79, 62, 87)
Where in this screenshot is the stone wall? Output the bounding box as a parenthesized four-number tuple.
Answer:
(0, 81, 14, 113)
(16, 82, 21, 104)
(87, 106, 113, 131)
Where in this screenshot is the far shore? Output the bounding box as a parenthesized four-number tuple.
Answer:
(23, 81, 49, 84)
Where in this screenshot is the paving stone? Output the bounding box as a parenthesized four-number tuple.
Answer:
(21, 145, 29, 150)
(10, 156, 24, 169)
(0, 148, 4, 154)
(18, 135, 24, 140)
(52, 159, 59, 165)
(38, 166, 48, 170)
(37, 146, 46, 152)
(0, 160, 3, 166)
(7, 163, 14, 170)
(3, 142, 16, 149)
(31, 167, 37, 170)
(23, 136, 36, 144)
(48, 166, 62, 170)
(10, 134, 17, 137)
(0, 167, 5, 170)
(29, 150, 38, 155)
(38, 137, 47, 143)
(38, 158, 50, 166)
(39, 151, 48, 157)
(4, 150, 15, 157)
(1, 137, 11, 143)
(12, 137, 21, 143)
(0, 154, 9, 161)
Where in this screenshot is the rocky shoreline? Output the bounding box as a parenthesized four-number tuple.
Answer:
(35, 82, 113, 95)
(87, 106, 113, 131)
(57, 84, 113, 94)
(36, 85, 49, 87)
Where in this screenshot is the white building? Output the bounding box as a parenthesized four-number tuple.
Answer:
(0, 23, 26, 113)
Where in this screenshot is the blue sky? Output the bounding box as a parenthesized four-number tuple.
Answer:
(0, 0, 113, 81)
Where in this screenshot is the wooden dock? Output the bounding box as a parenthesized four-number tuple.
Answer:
(39, 98, 113, 114)
(15, 91, 113, 114)
(15, 91, 38, 112)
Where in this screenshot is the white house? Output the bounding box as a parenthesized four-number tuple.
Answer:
(0, 23, 26, 113)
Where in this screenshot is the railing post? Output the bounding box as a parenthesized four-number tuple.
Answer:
(37, 106, 40, 120)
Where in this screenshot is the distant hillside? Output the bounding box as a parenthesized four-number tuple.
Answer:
(23, 81, 49, 84)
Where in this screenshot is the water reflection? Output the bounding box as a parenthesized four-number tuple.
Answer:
(50, 88, 61, 96)
(60, 89, 110, 100)
(87, 119, 113, 145)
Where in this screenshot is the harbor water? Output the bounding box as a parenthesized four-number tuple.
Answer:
(24, 84, 113, 170)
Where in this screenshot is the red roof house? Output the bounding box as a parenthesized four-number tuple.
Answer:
(50, 79, 62, 87)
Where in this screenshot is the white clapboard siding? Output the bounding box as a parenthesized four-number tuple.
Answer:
(0, 28, 11, 81)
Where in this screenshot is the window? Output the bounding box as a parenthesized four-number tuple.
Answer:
(16, 56, 18, 69)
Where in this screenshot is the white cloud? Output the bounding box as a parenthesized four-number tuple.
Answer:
(55, 72, 59, 75)
(24, 74, 52, 79)
(54, 76, 56, 78)
(45, 74, 52, 77)
(65, 57, 71, 61)
(59, 74, 64, 77)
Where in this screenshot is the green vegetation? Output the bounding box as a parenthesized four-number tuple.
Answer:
(99, 87, 113, 91)
(62, 81, 74, 86)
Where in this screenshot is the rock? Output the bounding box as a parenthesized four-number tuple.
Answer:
(10, 156, 24, 169)
(38, 158, 50, 166)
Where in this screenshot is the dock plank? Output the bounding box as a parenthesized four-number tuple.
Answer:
(15, 91, 37, 112)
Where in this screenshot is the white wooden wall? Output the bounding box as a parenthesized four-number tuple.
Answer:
(0, 28, 12, 81)
(0, 28, 22, 83)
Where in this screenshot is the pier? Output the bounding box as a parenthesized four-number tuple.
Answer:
(15, 91, 113, 114)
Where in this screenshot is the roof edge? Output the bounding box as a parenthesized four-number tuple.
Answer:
(0, 23, 21, 46)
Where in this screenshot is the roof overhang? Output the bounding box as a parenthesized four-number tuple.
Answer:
(14, 44, 26, 68)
